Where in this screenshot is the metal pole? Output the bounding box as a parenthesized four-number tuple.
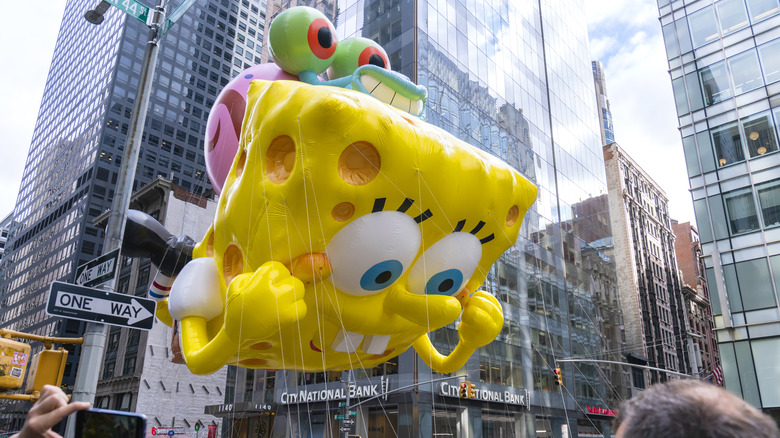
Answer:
(554, 358, 694, 379)
(65, 2, 165, 435)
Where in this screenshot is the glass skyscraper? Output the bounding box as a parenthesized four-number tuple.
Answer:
(211, 1, 626, 437)
(0, 0, 268, 429)
(658, 0, 780, 421)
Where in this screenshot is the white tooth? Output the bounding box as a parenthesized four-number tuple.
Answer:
(360, 75, 380, 92)
(391, 95, 411, 112)
(370, 83, 396, 104)
(411, 100, 424, 116)
(363, 335, 391, 355)
(331, 329, 363, 353)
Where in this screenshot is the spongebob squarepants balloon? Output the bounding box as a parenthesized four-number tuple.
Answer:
(157, 6, 537, 375)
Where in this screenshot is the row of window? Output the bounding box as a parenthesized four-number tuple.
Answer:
(672, 38, 780, 115)
(662, 0, 779, 57)
(695, 178, 780, 241)
(682, 107, 780, 174)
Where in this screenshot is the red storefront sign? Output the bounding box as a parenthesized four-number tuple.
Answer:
(586, 406, 617, 416)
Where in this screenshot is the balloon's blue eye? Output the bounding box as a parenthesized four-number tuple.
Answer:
(425, 269, 464, 295)
(360, 260, 403, 291)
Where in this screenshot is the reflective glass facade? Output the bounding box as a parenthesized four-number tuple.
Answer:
(0, 0, 268, 430)
(215, 1, 626, 437)
(658, 0, 780, 420)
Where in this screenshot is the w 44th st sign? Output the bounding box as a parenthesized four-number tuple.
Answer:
(46, 281, 156, 330)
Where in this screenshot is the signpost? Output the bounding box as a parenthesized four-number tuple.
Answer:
(103, 0, 149, 23)
(74, 249, 120, 288)
(162, 0, 198, 33)
(46, 281, 156, 330)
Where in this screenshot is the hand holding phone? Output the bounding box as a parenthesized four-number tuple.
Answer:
(11, 385, 89, 438)
(74, 408, 147, 438)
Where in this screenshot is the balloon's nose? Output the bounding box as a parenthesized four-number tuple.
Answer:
(287, 253, 332, 284)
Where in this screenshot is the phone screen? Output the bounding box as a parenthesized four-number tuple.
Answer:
(75, 409, 146, 438)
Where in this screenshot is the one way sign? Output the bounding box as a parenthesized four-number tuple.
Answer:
(46, 281, 156, 330)
(74, 249, 120, 288)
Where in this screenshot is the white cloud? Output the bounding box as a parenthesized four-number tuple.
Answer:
(0, 2, 65, 218)
(589, 36, 618, 61)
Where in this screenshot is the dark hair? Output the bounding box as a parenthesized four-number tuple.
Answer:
(614, 380, 779, 438)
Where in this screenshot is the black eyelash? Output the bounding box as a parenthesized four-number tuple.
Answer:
(397, 198, 414, 213)
(372, 198, 386, 212)
(454, 219, 493, 245)
(413, 209, 432, 224)
(454, 219, 466, 233)
(469, 221, 486, 235)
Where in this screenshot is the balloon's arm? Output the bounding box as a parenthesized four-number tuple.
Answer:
(179, 316, 238, 375)
(413, 335, 475, 374)
(298, 70, 351, 88)
(413, 290, 504, 374)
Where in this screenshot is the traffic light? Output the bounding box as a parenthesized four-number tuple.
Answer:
(0, 337, 31, 391)
(553, 367, 563, 386)
(24, 348, 68, 394)
(459, 382, 468, 398)
(467, 382, 476, 399)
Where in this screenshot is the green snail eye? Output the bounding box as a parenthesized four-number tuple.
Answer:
(268, 6, 337, 75)
(327, 37, 390, 80)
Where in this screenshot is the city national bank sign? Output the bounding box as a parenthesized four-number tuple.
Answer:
(280, 376, 389, 404)
(440, 381, 530, 409)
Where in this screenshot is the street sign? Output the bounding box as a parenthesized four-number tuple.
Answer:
(46, 281, 156, 330)
(335, 414, 347, 420)
(348, 410, 357, 416)
(104, 0, 149, 24)
(339, 427, 351, 433)
(338, 402, 347, 407)
(162, 0, 198, 34)
(341, 419, 355, 425)
(74, 249, 120, 288)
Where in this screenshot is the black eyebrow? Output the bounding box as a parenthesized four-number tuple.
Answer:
(397, 198, 414, 213)
(469, 221, 485, 235)
(372, 198, 386, 212)
(453, 219, 466, 233)
(479, 234, 494, 244)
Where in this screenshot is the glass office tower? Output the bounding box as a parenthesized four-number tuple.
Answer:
(211, 1, 626, 437)
(658, 0, 780, 421)
(0, 0, 268, 429)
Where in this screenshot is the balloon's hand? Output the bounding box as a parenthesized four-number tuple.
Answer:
(458, 291, 504, 348)
(224, 261, 307, 340)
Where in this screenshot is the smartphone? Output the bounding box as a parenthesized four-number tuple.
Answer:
(74, 408, 146, 438)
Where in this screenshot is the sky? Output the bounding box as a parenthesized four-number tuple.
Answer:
(585, 0, 696, 224)
(0, 0, 695, 224)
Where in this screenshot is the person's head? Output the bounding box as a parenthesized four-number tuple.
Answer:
(615, 380, 779, 438)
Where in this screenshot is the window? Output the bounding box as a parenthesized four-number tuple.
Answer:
(689, 6, 719, 48)
(724, 188, 759, 234)
(102, 360, 115, 379)
(717, 0, 749, 34)
(728, 50, 763, 95)
(107, 329, 120, 353)
(735, 258, 776, 310)
(746, 0, 780, 22)
(711, 121, 744, 166)
(741, 111, 778, 157)
(699, 61, 732, 106)
(756, 180, 780, 227)
(758, 38, 780, 85)
(123, 355, 136, 375)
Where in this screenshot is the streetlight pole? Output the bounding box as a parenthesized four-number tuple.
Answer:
(69, 0, 165, 411)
